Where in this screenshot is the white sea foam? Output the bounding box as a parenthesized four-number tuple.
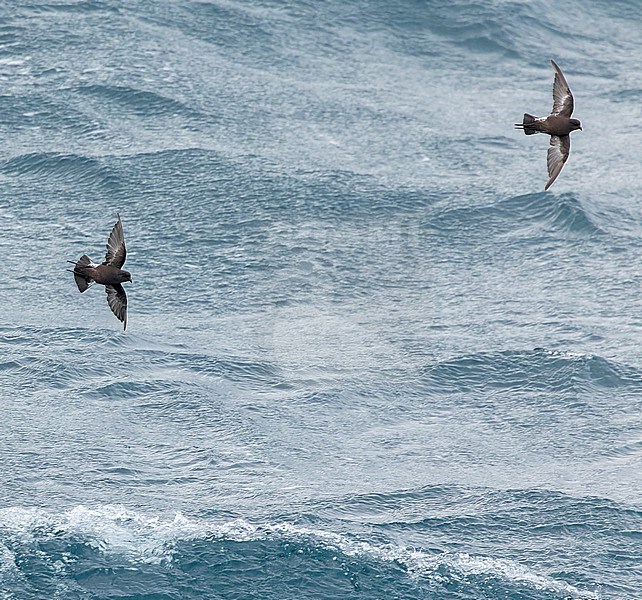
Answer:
(0, 541, 17, 573)
(0, 541, 20, 600)
(0, 505, 196, 566)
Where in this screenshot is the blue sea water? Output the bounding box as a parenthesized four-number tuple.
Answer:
(1, 0, 642, 598)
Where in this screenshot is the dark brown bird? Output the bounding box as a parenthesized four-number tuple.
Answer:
(515, 59, 582, 190)
(68, 213, 132, 330)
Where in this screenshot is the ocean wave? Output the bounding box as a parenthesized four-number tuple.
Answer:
(92, 379, 184, 401)
(415, 3, 528, 58)
(0, 324, 287, 398)
(99, 347, 287, 393)
(0, 505, 597, 599)
(421, 349, 642, 395)
(497, 193, 606, 236)
(265, 522, 594, 598)
(433, 193, 607, 239)
(1, 152, 118, 189)
(73, 84, 205, 120)
(392, 0, 642, 69)
(310, 485, 642, 535)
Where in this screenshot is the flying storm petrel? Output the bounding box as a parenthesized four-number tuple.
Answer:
(68, 213, 132, 330)
(515, 59, 582, 190)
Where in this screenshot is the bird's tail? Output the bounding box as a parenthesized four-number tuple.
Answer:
(68, 254, 95, 293)
(514, 113, 540, 135)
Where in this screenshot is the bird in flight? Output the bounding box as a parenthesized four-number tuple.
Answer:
(68, 213, 132, 330)
(515, 59, 582, 190)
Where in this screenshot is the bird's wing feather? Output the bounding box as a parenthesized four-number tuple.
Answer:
(550, 59, 574, 117)
(105, 284, 127, 330)
(545, 135, 570, 190)
(103, 214, 127, 268)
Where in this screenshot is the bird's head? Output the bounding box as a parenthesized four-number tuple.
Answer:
(119, 270, 132, 283)
(570, 118, 582, 131)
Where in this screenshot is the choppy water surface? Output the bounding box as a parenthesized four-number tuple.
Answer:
(1, 1, 642, 598)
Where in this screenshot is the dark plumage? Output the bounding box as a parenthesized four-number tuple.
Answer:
(515, 59, 582, 190)
(68, 213, 132, 330)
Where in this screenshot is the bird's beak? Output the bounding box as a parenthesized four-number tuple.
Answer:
(579, 126, 583, 131)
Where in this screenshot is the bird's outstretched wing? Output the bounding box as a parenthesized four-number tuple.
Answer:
(103, 213, 126, 268)
(105, 284, 127, 330)
(550, 59, 574, 117)
(545, 135, 570, 190)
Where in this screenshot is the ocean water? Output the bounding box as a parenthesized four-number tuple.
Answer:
(1, 0, 642, 598)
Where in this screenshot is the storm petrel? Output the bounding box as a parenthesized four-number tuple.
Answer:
(68, 213, 132, 330)
(515, 59, 582, 190)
